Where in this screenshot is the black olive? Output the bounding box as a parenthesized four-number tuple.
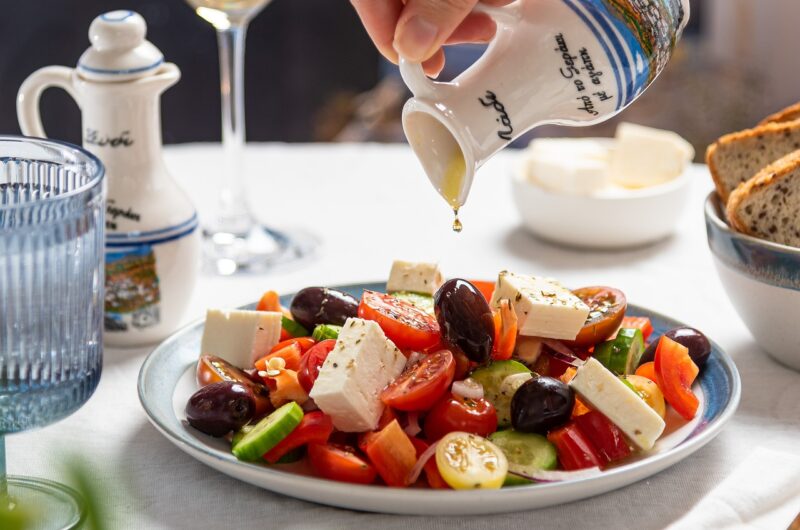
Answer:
(511, 377, 574, 434)
(433, 279, 494, 364)
(289, 287, 359, 331)
(186, 382, 255, 437)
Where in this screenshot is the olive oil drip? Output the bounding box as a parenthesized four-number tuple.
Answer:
(442, 151, 466, 233)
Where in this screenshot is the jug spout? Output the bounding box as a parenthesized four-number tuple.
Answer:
(138, 63, 181, 94)
(403, 98, 477, 210)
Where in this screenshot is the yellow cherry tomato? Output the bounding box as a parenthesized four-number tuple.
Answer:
(435, 432, 508, 490)
(624, 375, 667, 419)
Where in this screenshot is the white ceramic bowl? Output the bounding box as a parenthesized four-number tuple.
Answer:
(511, 160, 692, 249)
(705, 193, 800, 371)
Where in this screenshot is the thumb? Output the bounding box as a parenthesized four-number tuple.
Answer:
(394, 0, 479, 62)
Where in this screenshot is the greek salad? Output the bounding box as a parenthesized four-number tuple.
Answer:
(185, 261, 710, 489)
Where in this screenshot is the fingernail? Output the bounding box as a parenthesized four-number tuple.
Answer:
(394, 16, 438, 62)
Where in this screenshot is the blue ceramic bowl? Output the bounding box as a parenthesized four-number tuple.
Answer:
(705, 192, 800, 370)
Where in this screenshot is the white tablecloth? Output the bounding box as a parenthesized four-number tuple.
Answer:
(12, 143, 800, 529)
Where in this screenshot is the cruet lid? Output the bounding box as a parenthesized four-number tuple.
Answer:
(77, 10, 164, 82)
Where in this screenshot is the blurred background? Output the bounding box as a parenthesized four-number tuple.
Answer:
(1, 0, 799, 159)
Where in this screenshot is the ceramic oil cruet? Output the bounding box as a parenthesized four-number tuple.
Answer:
(17, 10, 200, 347)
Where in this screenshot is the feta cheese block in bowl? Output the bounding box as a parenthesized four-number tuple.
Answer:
(512, 124, 694, 249)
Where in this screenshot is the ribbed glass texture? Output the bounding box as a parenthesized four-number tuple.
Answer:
(0, 137, 105, 434)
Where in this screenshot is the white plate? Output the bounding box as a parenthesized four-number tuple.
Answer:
(138, 282, 740, 515)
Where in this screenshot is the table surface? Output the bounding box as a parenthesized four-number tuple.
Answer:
(11, 143, 800, 529)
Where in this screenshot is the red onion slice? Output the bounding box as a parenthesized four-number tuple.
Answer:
(404, 411, 422, 437)
(407, 440, 439, 484)
(508, 464, 601, 483)
(542, 339, 585, 368)
(452, 378, 484, 400)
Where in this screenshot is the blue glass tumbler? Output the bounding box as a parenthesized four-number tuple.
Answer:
(0, 136, 105, 528)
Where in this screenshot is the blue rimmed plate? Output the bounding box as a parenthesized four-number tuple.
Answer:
(138, 282, 740, 515)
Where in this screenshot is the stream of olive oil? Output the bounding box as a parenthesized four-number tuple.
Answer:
(441, 152, 466, 232)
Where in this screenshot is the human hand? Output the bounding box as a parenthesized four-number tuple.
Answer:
(350, 0, 514, 77)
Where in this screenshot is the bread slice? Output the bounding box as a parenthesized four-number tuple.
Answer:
(706, 122, 800, 203)
(727, 150, 800, 248)
(759, 102, 800, 126)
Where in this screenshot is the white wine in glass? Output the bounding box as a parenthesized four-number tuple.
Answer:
(186, 0, 317, 275)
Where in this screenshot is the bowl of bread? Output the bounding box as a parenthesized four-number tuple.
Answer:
(706, 102, 800, 371)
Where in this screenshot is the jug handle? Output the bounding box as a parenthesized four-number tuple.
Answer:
(17, 66, 80, 139)
(399, 2, 521, 99)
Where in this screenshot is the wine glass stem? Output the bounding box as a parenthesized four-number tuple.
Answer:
(215, 22, 252, 236)
(0, 434, 8, 504)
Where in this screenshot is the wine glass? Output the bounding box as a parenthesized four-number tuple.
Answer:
(0, 136, 105, 528)
(186, 0, 317, 275)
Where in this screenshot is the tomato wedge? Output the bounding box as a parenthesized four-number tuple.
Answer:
(569, 287, 627, 347)
(263, 411, 334, 464)
(492, 299, 517, 360)
(364, 419, 417, 487)
(308, 443, 377, 485)
(654, 336, 699, 420)
(358, 291, 440, 350)
(297, 339, 336, 393)
(270, 337, 316, 354)
(380, 349, 455, 411)
(547, 423, 603, 471)
(573, 411, 631, 464)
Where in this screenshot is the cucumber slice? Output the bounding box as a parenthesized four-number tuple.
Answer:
(392, 291, 435, 314)
(594, 328, 645, 375)
(311, 324, 342, 342)
(489, 430, 557, 487)
(231, 423, 254, 448)
(231, 402, 303, 461)
(470, 360, 532, 428)
(282, 316, 309, 338)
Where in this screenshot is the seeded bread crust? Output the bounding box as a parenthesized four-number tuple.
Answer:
(727, 150, 800, 248)
(706, 122, 800, 204)
(759, 102, 800, 126)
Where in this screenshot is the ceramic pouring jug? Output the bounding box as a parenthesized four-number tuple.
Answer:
(17, 10, 200, 347)
(400, 0, 690, 210)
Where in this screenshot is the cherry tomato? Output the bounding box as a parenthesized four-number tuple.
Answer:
(358, 291, 440, 350)
(423, 393, 497, 441)
(654, 336, 699, 420)
(307, 443, 377, 485)
(297, 339, 336, 393)
(380, 349, 455, 411)
(196, 355, 272, 417)
(263, 411, 334, 464)
(569, 287, 627, 347)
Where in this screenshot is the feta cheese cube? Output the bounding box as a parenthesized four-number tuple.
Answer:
(570, 358, 666, 450)
(490, 271, 590, 340)
(309, 318, 407, 432)
(386, 260, 444, 295)
(609, 122, 694, 188)
(200, 309, 282, 369)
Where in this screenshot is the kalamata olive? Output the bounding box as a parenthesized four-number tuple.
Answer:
(186, 382, 255, 437)
(511, 376, 574, 434)
(289, 287, 358, 331)
(434, 279, 495, 364)
(640, 327, 712, 369)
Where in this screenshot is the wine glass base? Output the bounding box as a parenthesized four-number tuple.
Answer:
(202, 223, 318, 276)
(2, 476, 85, 530)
